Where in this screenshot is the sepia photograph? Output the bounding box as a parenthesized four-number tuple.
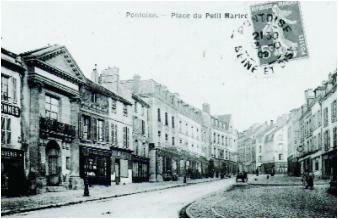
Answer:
(1, 0, 337, 218)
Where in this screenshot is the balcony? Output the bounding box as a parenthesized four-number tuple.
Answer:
(40, 117, 76, 142)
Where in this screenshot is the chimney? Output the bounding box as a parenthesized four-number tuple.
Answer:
(202, 103, 210, 114)
(100, 66, 120, 93)
(270, 120, 274, 126)
(91, 64, 99, 83)
(132, 74, 141, 94)
(304, 88, 315, 106)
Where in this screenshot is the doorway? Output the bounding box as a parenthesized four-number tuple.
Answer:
(46, 141, 61, 186)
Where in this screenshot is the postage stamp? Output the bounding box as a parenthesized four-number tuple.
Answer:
(250, 1, 308, 65)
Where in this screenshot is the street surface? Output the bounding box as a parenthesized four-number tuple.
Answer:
(6, 179, 234, 218)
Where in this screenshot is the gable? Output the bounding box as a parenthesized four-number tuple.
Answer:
(22, 45, 85, 83)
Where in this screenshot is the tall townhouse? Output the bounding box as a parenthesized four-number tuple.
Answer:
(261, 116, 289, 174)
(254, 122, 273, 173)
(91, 66, 134, 185)
(123, 77, 211, 181)
(321, 72, 336, 179)
(120, 75, 150, 183)
(287, 108, 302, 176)
(1, 48, 26, 196)
(298, 89, 315, 174)
(20, 45, 83, 193)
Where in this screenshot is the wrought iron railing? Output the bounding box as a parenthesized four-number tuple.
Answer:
(40, 117, 76, 142)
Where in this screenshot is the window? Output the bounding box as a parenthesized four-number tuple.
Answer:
(111, 99, 117, 114)
(111, 123, 118, 145)
(45, 95, 59, 120)
(333, 127, 337, 148)
(259, 145, 262, 153)
(323, 107, 329, 127)
(123, 127, 129, 148)
(172, 137, 175, 146)
(134, 102, 138, 113)
(158, 131, 161, 138)
(91, 93, 97, 103)
(135, 140, 139, 155)
(1, 75, 9, 101)
(259, 156, 262, 162)
(165, 112, 168, 126)
(1, 117, 11, 144)
(97, 120, 104, 142)
(324, 130, 330, 151)
(12, 78, 17, 103)
(317, 111, 322, 127)
(82, 115, 91, 140)
(165, 133, 168, 141)
(66, 157, 71, 170)
(213, 132, 216, 143)
(141, 105, 145, 116)
(123, 104, 128, 117)
(315, 159, 319, 171)
(141, 120, 145, 135)
(331, 100, 337, 123)
(171, 116, 175, 128)
(318, 133, 322, 149)
(157, 108, 161, 122)
(279, 154, 283, 160)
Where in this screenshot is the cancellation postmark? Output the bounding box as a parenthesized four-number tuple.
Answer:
(250, 1, 308, 66)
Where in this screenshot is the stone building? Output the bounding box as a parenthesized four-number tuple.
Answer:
(1, 48, 26, 196)
(120, 75, 151, 183)
(20, 45, 83, 193)
(287, 108, 302, 176)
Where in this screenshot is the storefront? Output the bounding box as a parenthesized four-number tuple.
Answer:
(1, 148, 26, 196)
(111, 146, 133, 184)
(322, 149, 337, 179)
(80, 146, 112, 185)
(132, 155, 149, 183)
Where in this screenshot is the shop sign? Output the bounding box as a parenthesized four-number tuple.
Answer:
(1, 103, 20, 117)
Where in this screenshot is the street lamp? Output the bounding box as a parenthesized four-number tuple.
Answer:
(183, 160, 187, 183)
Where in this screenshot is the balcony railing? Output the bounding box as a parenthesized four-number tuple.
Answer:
(40, 117, 76, 142)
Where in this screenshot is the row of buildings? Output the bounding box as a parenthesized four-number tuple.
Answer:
(1, 45, 238, 196)
(238, 71, 337, 181)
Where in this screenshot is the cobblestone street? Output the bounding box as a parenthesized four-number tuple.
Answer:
(187, 175, 336, 218)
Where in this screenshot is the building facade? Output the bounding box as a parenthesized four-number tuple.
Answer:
(1, 48, 26, 196)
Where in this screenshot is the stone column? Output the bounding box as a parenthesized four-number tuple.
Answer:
(69, 96, 83, 189)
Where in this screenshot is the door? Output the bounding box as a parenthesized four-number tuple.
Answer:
(46, 141, 61, 186)
(115, 159, 120, 183)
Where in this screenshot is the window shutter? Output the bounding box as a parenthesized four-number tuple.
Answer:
(12, 77, 17, 103)
(92, 117, 97, 141)
(105, 120, 110, 143)
(78, 114, 83, 139)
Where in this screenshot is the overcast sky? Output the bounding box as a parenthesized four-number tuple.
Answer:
(2, 1, 337, 131)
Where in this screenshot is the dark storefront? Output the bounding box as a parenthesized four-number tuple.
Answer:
(132, 155, 149, 182)
(80, 146, 111, 185)
(1, 148, 26, 196)
(322, 149, 337, 179)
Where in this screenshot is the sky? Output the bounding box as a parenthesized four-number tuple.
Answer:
(1, 1, 337, 131)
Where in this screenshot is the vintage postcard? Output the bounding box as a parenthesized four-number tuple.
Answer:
(1, 0, 337, 218)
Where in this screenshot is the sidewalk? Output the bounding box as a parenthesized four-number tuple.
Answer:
(1, 177, 220, 216)
(247, 174, 330, 186)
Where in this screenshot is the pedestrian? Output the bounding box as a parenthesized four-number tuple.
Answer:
(308, 171, 314, 190)
(303, 170, 309, 189)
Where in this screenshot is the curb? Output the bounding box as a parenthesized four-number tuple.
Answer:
(185, 183, 235, 218)
(2, 178, 220, 216)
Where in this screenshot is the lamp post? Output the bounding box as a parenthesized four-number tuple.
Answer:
(183, 160, 187, 183)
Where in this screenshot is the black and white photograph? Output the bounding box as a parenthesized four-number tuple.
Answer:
(1, 0, 337, 218)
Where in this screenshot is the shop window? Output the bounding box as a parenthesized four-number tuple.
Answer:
(45, 94, 59, 120)
(1, 117, 11, 144)
(120, 159, 128, 178)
